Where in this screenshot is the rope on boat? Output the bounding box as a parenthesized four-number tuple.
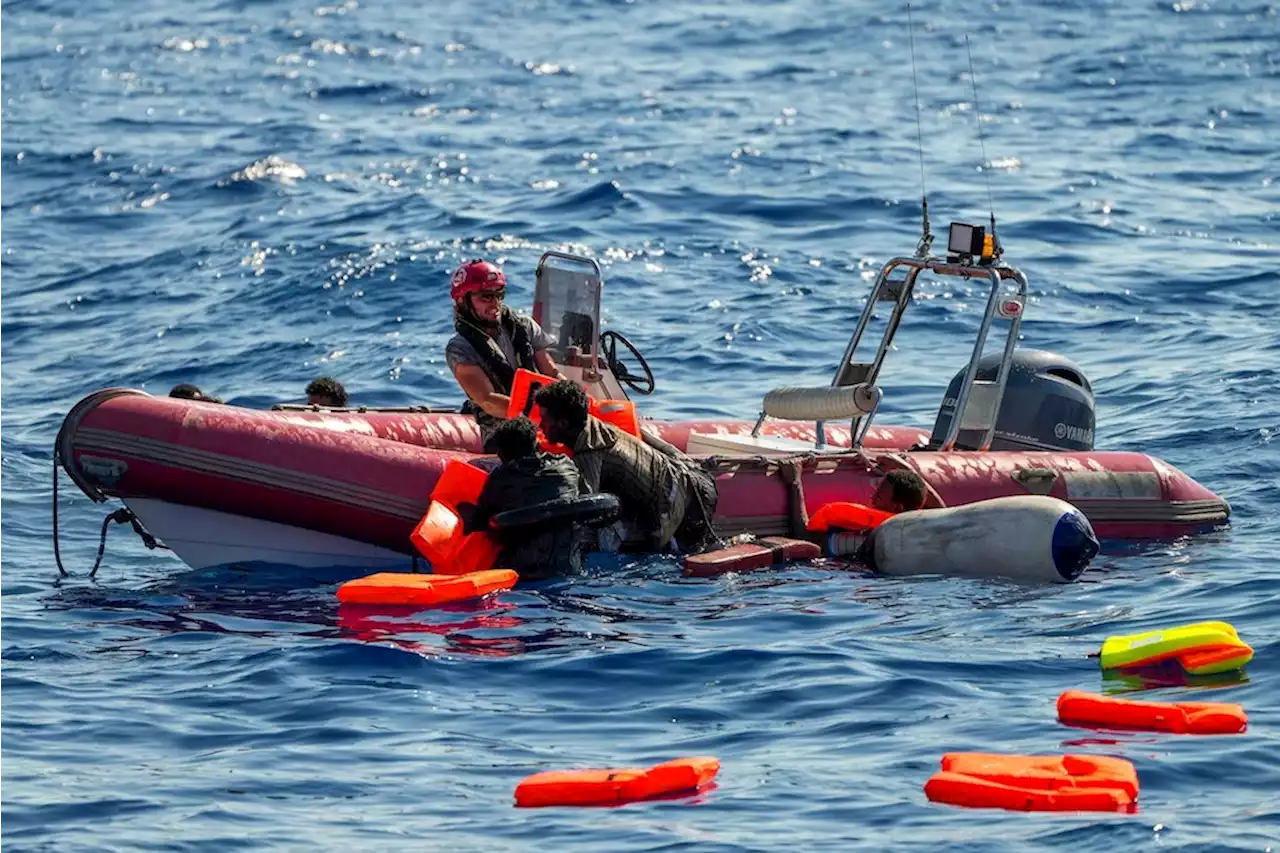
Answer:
(53, 446, 166, 579)
(85, 508, 166, 578)
(697, 450, 884, 476)
(53, 448, 69, 577)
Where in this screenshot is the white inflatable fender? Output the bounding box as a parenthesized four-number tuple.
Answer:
(871, 495, 1099, 584)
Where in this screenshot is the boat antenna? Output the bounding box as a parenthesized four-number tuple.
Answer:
(906, 3, 932, 259)
(965, 34, 1001, 261)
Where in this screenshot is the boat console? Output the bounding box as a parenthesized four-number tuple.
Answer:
(531, 251, 653, 403)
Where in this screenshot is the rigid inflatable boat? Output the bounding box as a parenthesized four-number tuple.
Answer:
(54, 236, 1230, 576)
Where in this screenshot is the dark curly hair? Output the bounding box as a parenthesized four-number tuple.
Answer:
(883, 469, 928, 511)
(306, 376, 348, 407)
(492, 416, 539, 463)
(533, 379, 589, 431)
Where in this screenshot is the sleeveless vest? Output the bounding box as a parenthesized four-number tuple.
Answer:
(455, 307, 541, 450)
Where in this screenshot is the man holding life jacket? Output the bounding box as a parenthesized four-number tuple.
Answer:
(462, 416, 590, 579)
(534, 379, 721, 555)
(445, 259, 566, 452)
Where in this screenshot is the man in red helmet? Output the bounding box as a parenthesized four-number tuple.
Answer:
(445, 259, 566, 452)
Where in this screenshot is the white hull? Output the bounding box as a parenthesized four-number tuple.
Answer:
(125, 498, 415, 572)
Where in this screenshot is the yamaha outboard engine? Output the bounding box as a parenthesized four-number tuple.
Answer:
(929, 350, 1096, 451)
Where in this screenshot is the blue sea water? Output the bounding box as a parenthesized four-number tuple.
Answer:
(3, 0, 1279, 848)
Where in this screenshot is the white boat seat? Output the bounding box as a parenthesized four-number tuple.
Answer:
(761, 384, 881, 422)
(749, 383, 883, 448)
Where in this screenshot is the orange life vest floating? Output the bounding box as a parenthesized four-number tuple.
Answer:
(514, 756, 720, 808)
(410, 460, 500, 575)
(805, 502, 894, 533)
(1056, 689, 1248, 735)
(924, 752, 1138, 812)
(1098, 621, 1253, 676)
(336, 569, 518, 606)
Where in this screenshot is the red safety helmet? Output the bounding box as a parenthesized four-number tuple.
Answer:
(450, 259, 506, 302)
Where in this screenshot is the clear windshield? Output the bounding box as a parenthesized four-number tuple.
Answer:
(533, 254, 603, 362)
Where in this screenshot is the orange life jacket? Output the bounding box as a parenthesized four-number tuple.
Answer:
(925, 752, 1138, 812)
(805, 502, 894, 533)
(515, 756, 720, 808)
(507, 367, 641, 440)
(1056, 690, 1247, 735)
(336, 569, 518, 606)
(409, 460, 501, 575)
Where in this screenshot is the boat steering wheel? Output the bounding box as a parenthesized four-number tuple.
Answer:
(599, 330, 655, 396)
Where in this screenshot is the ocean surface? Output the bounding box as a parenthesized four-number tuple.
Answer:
(3, 0, 1278, 849)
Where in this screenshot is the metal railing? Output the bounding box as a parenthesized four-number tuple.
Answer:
(829, 256, 1027, 451)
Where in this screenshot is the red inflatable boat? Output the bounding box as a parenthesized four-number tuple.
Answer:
(54, 249, 1230, 574)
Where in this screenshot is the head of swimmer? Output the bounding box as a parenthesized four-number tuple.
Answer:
(169, 383, 223, 404)
(534, 379, 589, 448)
(306, 376, 348, 408)
(493, 416, 539, 465)
(871, 469, 928, 514)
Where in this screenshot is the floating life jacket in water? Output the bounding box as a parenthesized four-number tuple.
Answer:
(1056, 690, 1247, 735)
(924, 752, 1138, 812)
(1098, 621, 1253, 675)
(336, 569, 517, 607)
(514, 756, 720, 808)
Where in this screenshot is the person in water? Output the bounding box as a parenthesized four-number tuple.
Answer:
(534, 379, 720, 555)
(445, 259, 566, 453)
(464, 416, 589, 579)
(779, 460, 930, 552)
(169, 383, 223, 403)
(306, 376, 348, 408)
(868, 469, 930, 514)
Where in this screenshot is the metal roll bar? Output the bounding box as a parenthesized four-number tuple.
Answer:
(829, 255, 1027, 451)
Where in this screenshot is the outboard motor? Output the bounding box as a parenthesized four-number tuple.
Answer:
(929, 349, 1096, 452)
